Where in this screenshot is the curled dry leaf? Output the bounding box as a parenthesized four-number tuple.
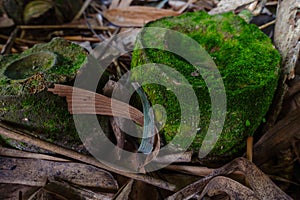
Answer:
(199, 176, 259, 199)
(102, 6, 179, 27)
(166, 157, 292, 200)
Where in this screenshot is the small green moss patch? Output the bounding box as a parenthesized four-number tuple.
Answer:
(0, 38, 87, 150)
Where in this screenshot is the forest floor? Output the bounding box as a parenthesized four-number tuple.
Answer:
(0, 0, 299, 199)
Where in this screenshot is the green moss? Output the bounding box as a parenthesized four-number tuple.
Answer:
(0, 38, 87, 149)
(131, 11, 281, 164)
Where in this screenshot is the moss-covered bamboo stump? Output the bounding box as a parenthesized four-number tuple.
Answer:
(0, 38, 86, 148)
(131, 11, 281, 165)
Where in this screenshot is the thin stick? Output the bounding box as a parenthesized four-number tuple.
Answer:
(165, 165, 213, 176)
(178, 0, 195, 14)
(259, 20, 276, 30)
(72, 0, 94, 22)
(265, 1, 278, 6)
(165, 165, 244, 177)
(0, 123, 176, 191)
(18, 25, 115, 31)
(0, 34, 41, 45)
(0, 27, 19, 55)
(0, 147, 70, 162)
(63, 35, 101, 42)
(247, 136, 253, 162)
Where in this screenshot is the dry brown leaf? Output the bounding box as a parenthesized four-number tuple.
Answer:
(103, 6, 179, 27)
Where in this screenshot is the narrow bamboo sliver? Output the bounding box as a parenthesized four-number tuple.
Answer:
(48, 84, 144, 126)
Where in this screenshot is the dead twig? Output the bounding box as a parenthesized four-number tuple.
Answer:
(18, 24, 115, 31)
(247, 136, 253, 162)
(259, 19, 276, 30)
(72, 0, 94, 22)
(0, 27, 19, 55)
(0, 147, 70, 162)
(63, 35, 101, 42)
(0, 34, 40, 45)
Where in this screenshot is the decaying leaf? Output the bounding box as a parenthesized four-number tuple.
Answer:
(199, 176, 259, 199)
(43, 180, 113, 200)
(102, 6, 179, 27)
(0, 123, 176, 191)
(0, 156, 118, 189)
(253, 109, 300, 166)
(166, 157, 292, 200)
(129, 180, 159, 200)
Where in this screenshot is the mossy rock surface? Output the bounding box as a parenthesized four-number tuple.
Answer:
(0, 38, 87, 149)
(131, 11, 281, 165)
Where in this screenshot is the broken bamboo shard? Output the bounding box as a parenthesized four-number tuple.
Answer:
(48, 84, 144, 126)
